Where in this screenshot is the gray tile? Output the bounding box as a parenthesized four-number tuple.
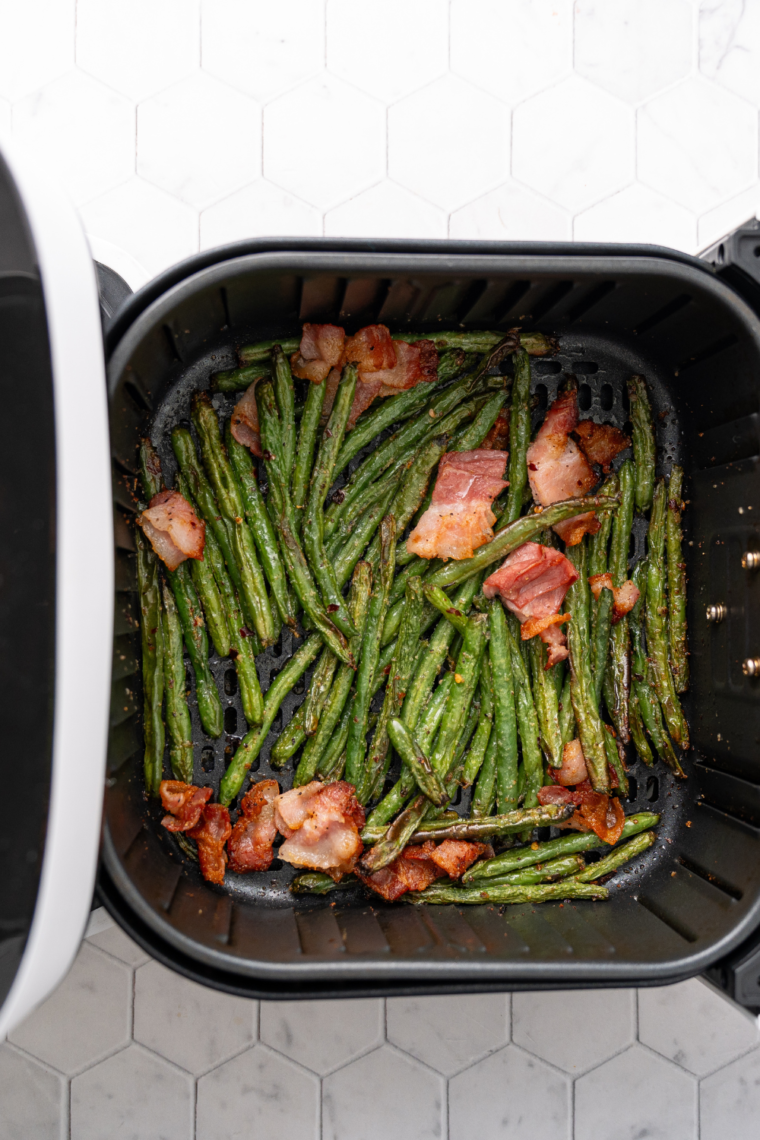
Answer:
(575, 1043, 696, 1140)
(513, 988, 635, 1074)
(71, 1043, 193, 1140)
(87, 922, 151, 967)
(134, 959, 256, 1074)
(387, 992, 509, 1076)
(701, 1045, 760, 1140)
(639, 977, 759, 1076)
(8, 942, 131, 1075)
(0, 1043, 65, 1140)
(260, 996, 383, 1075)
(449, 1044, 570, 1140)
(323, 1045, 445, 1140)
(196, 1044, 319, 1140)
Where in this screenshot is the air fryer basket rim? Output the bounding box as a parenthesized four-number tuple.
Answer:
(103, 240, 760, 995)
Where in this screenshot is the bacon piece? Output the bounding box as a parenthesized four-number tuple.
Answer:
(160, 780, 213, 833)
(538, 782, 625, 844)
(428, 839, 492, 879)
(406, 449, 508, 561)
(483, 542, 578, 664)
(342, 324, 397, 373)
(481, 408, 510, 451)
(230, 380, 263, 457)
(275, 780, 365, 880)
(291, 323, 345, 384)
(527, 387, 599, 545)
(520, 612, 570, 642)
(138, 490, 205, 570)
(370, 339, 438, 395)
(574, 420, 630, 471)
(358, 838, 492, 899)
(588, 573, 641, 623)
(188, 803, 232, 884)
(227, 779, 280, 874)
(552, 739, 589, 787)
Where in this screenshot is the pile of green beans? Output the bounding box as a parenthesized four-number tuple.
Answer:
(135, 327, 688, 911)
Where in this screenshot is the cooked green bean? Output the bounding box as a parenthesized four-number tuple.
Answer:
(400, 330, 558, 356)
(290, 872, 356, 895)
(575, 829, 655, 881)
(484, 854, 587, 888)
(136, 527, 165, 795)
(488, 601, 519, 812)
(504, 348, 531, 524)
(161, 581, 193, 783)
(628, 374, 656, 513)
(667, 464, 689, 692)
(559, 673, 576, 747)
(471, 732, 499, 818)
(167, 561, 224, 739)
(450, 390, 507, 452)
(462, 660, 494, 788)
(364, 435, 449, 569)
(291, 375, 327, 536)
(386, 719, 448, 806)
(603, 725, 629, 798)
(239, 336, 300, 363)
(529, 636, 563, 770)
(211, 361, 272, 392)
(646, 481, 688, 748)
(566, 542, 608, 793)
(302, 647, 338, 736)
(406, 880, 607, 905)
(272, 345, 296, 484)
(505, 618, 543, 810)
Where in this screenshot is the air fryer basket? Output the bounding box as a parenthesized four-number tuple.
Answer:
(100, 244, 760, 998)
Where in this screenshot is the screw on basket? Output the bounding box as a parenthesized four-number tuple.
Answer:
(742, 658, 760, 677)
(742, 551, 760, 570)
(705, 603, 727, 624)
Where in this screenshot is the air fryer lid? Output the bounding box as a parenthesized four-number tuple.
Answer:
(0, 143, 112, 1037)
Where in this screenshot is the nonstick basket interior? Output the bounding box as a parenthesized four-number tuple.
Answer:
(101, 247, 760, 996)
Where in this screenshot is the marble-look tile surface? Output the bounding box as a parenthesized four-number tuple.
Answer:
(322, 1045, 445, 1140)
(79, 177, 198, 277)
(0, 0, 74, 103)
(449, 1045, 571, 1140)
(0, 1043, 67, 1140)
(574, 1044, 697, 1140)
(259, 996, 384, 1075)
(200, 180, 322, 249)
(196, 1045, 320, 1140)
(699, 0, 760, 107)
(71, 1044, 194, 1140)
(513, 989, 636, 1074)
(700, 1045, 760, 1140)
(386, 992, 509, 1077)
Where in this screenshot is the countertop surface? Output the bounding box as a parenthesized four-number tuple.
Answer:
(2, 2, 760, 1138)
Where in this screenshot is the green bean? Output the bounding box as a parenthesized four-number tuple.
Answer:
(211, 361, 271, 392)
(505, 619, 543, 810)
(138, 437, 163, 500)
(667, 465, 689, 692)
(628, 374, 656, 513)
(603, 725, 629, 798)
(400, 330, 558, 356)
(588, 474, 618, 577)
(291, 375, 327, 536)
(358, 576, 424, 804)
(423, 583, 469, 634)
(167, 561, 224, 739)
(317, 703, 352, 781)
(575, 830, 655, 881)
(136, 528, 165, 795)
(406, 879, 607, 905)
(591, 587, 613, 708)
(646, 481, 688, 748)
(426, 495, 617, 590)
(272, 346, 296, 484)
(192, 393, 276, 647)
(302, 647, 338, 736)
(488, 601, 519, 812)
(362, 802, 575, 847)
(257, 381, 353, 665)
(290, 872, 356, 895)
(485, 854, 587, 888)
(471, 732, 499, 818)
(270, 704, 307, 765)
(529, 636, 563, 770)
(160, 581, 194, 783)
(365, 435, 451, 568)
(220, 633, 322, 804)
(559, 673, 576, 747)
(294, 561, 373, 783)
(187, 542, 230, 658)
(463, 811, 660, 882)
(239, 336, 300, 363)
(430, 613, 487, 779)
(327, 468, 402, 555)
(177, 472, 264, 725)
(226, 424, 296, 630)
(629, 688, 654, 767)
(450, 390, 507, 452)
(387, 719, 448, 806)
(505, 348, 532, 524)
(302, 364, 358, 636)
(345, 516, 396, 787)
(566, 542, 608, 793)
(462, 661, 494, 787)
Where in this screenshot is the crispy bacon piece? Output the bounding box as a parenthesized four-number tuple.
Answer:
(574, 420, 630, 471)
(187, 803, 231, 885)
(526, 387, 600, 545)
(481, 408, 510, 451)
(370, 339, 438, 395)
(291, 323, 346, 384)
(342, 324, 397, 373)
(160, 780, 213, 833)
(138, 489, 205, 570)
(275, 781, 365, 880)
(483, 542, 579, 665)
(230, 381, 263, 457)
(227, 779, 280, 874)
(550, 739, 589, 787)
(358, 839, 491, 900)
(406, 449, 508, 561)
(588, 573, 641, 623)
(520, 612, 570, 642)
(538, 782, 625, 845)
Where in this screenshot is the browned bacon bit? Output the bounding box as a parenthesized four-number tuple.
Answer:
(370, 339, 438, 396)
(230, 381, 263, 457)
(290, 323, 345, 384)
(573, 420, 630, 471)
(526, 386, 600, 546)
(160, 780, 213, 832)
(481, 408, 510, 451)
(342, 324, 397, 373)
(188, 803, 232, 884)
(138, 489, 206, 570)
(227, 779, 280, 874)
(538, 781, 625, 844)
(358, 839, 492, 900)
(275, 781, 365, 881)
(588, 573, 640, 623)
(428, 839, 492, 879)
(483, 542, 578, 665)
(407, 450, 509, 561)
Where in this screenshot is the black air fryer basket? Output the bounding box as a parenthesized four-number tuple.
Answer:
(98, 237, 760, 1004)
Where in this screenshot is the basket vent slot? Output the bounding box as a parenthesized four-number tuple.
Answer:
(677, 333, 738, 375)
(693, 413, 759, 469)
(677, 854, 743, 901)
(566, 280, 616, 323)
(529, 281, 574, 323)
(637, 895, 698, 943)
(201, 745, 215, 773)
(633, 293, 691, 338)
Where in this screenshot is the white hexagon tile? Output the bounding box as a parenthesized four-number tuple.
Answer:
(2, 4, 760, 1138)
